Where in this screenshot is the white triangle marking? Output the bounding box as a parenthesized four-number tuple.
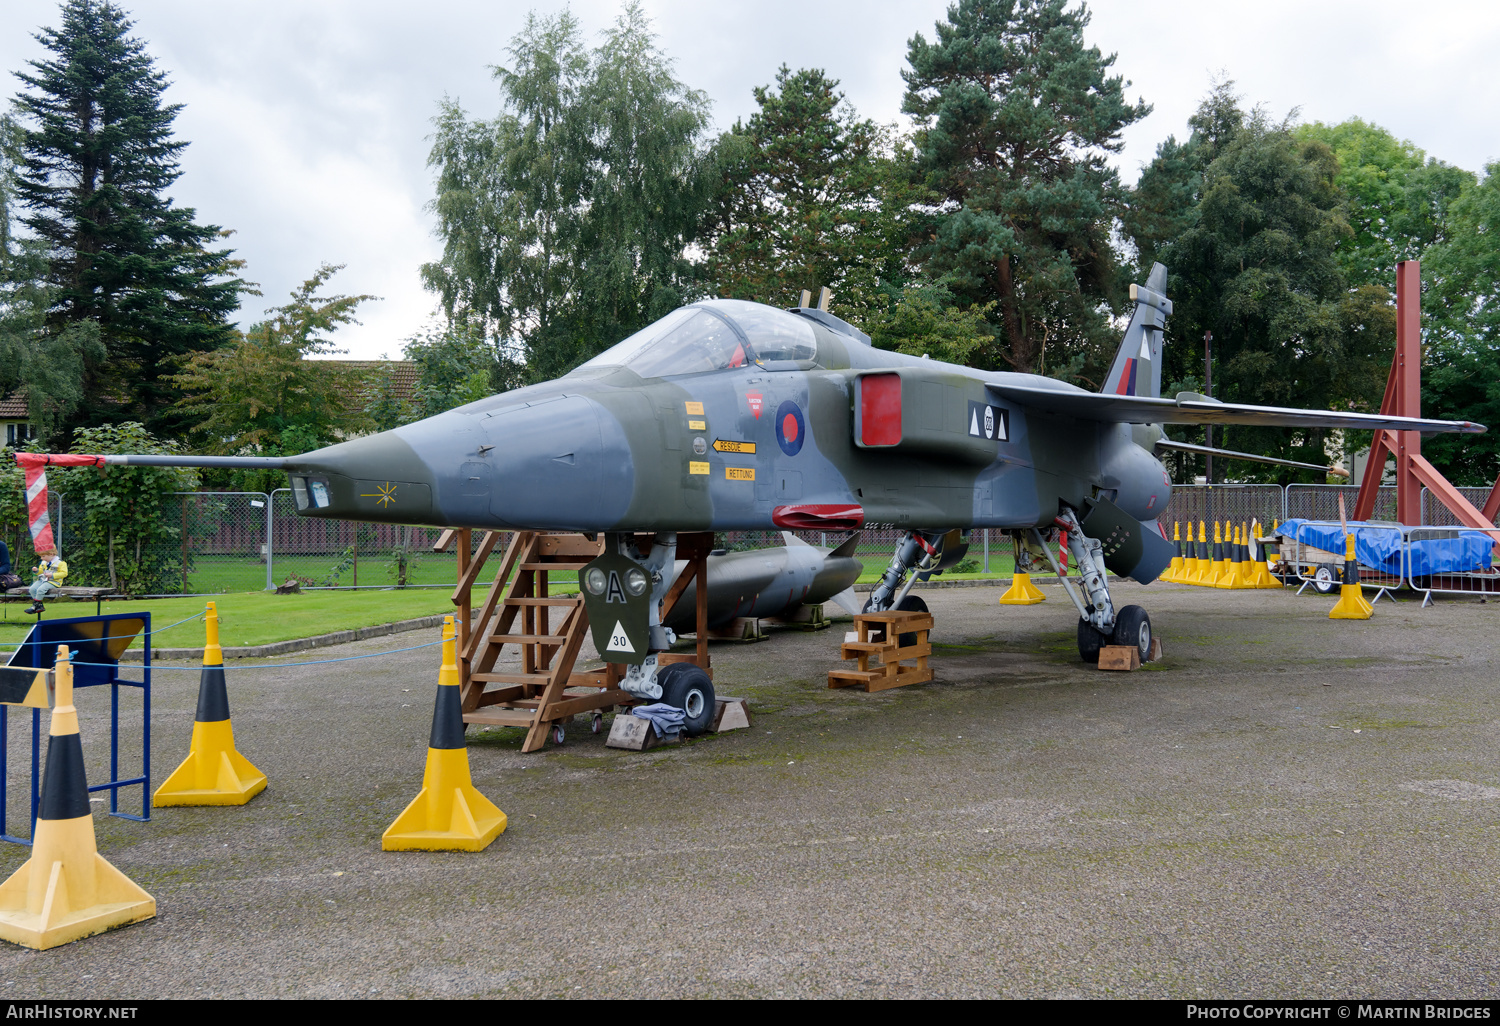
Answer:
(969, 409, 980, 436)
(606, 621, 635, 653)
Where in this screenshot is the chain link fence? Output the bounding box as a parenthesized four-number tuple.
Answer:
(1421, 487, 1500, 528)
(17, 480, 1498, 596)
(1285, 483, 1397, 522)
(1160, 484, 1285, 534)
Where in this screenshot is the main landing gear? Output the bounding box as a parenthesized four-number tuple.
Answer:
(1027, 510, 1153, 665)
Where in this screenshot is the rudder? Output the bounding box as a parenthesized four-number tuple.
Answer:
(1102, 262, 1172, 398)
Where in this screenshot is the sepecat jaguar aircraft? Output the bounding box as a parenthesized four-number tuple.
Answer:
(71, 263, 1484, 701)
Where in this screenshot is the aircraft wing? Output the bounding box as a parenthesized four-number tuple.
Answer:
(985, 385, 1486, 434)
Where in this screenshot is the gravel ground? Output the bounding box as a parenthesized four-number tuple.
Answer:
(0, 582, 1496, 999)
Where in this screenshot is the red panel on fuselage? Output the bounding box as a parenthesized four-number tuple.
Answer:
(860, 374, 902, 446)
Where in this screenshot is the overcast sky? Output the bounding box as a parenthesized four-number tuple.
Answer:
(4, 0, 1498, 359)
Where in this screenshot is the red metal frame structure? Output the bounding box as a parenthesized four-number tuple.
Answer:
(1353, 261, 1500, 538)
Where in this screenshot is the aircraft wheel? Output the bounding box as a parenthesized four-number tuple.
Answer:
(1312, 565, 1338, 594)
(895, 594, 929, 648)
(1111, 605, 1152, 663)
(657, 663, 716, 736)
(592, 713, 605, 734)
(1077, 618, 1107, 663)
(551, 723, 565, 745)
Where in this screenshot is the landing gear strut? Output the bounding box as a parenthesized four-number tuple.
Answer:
(1027, 513, 1153, 664)
(865, 530, 947, 612)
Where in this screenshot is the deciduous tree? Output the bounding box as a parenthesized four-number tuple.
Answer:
(423, 3, 712, 382)
(171, 265, 376, 457)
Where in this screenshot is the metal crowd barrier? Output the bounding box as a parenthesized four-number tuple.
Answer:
(1403, 526, 1500, 606)
(1281, 521, 1406, 603)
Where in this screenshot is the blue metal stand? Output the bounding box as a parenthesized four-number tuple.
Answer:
(1, 612, 152, 845)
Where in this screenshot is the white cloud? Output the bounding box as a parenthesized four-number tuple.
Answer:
(3, 0, 1496, 358)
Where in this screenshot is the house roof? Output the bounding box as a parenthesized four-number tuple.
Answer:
(0, 393, 25, 420)
(320, 360, 419, 403)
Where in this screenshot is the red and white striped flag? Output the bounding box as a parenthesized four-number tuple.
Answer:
(13, 453, 104, 554)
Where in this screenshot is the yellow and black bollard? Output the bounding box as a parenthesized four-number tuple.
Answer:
(1329, 534, 1375, 619)
(0, 647, 155, 950)
(155, 602, 267, 806)
(383, 616, 507, 852)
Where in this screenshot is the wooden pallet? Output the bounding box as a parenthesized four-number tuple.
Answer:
(437, 529, 714, 753)
(828, 610, 933, 693)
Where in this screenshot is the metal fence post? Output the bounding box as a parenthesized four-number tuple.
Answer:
(269, 488, 286, 590)
(983, 529, 990, 573)
(265, 492, 274, 591)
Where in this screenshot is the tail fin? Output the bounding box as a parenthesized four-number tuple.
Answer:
(1101, 262, 1172, 398)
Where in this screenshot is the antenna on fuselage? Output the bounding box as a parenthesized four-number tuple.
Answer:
(798, 289, 812, 308)
(817, 287, 832, 312)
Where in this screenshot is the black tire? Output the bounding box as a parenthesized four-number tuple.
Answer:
(1077, 618, 1107, 663)
(656, 663, 716, 737)
(1111, 605, 1152, 663)
(1312, 564, 1337, 595)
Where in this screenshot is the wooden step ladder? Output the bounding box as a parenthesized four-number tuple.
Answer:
(437, 530, 714, 753)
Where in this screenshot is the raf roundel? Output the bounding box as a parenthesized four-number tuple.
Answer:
(775, 401, 805, 457)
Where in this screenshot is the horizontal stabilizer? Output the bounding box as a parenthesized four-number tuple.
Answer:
(1156, 439, 1347, 476)
(986, 385, 1485, 435)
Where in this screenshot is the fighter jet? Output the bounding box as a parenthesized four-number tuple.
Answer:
(84, 264, 1483, 701)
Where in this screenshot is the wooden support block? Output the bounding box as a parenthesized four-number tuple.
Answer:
(708, 617, 764, 641)
(606, 713, 673, 751)
(1147, 637, 1163, 663)
(711, 697, 752, 732)
(1097, 645, 1141, 671)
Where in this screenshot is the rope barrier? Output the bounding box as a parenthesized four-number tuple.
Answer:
(0, 610, 206, 653)
(70, 636, 446, 671)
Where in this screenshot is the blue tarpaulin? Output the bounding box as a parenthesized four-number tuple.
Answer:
(1280, 519, 1493, 577)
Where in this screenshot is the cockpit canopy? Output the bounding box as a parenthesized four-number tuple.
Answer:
(579, 299, 819, 378)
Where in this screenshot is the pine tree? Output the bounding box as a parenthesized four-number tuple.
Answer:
(12, 0, 245, 432)
(704, 66, 890, 308)
(901, 0, 1150, 376)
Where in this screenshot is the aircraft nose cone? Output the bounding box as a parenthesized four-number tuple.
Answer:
(285, 431, 438, 523)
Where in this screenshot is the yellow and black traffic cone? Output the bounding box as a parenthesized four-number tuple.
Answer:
(1329, 533, 1374, 619)
(1187, 521, 1208, 585)
(1249, 519, 1280, 588)
(383, 616, 507, 852)
(1164, 522, 1184, 583)
(154, 602, 267, 806)
(0, 647, 154, 950)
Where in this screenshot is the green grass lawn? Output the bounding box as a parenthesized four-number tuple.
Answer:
(0, 553, 1063, 655)
(163, 555, 462, 594)
(0, 586, 486, 652)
